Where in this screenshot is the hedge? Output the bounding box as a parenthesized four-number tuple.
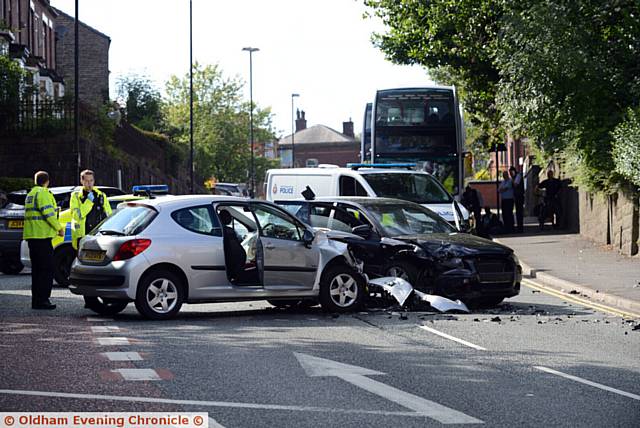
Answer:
(0, 177, 33, 193)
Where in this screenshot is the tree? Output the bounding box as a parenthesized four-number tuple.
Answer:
(496, 0, 640, 191)
(162, 63, 278, 187)
(116, 74, 163, 131)
(364, 0, 507, 146)
(612, 108, 640, 189)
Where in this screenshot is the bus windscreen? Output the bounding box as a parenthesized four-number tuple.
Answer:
(375, 89, 455, 128)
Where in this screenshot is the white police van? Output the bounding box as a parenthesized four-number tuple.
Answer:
(265, 164, 469, 229)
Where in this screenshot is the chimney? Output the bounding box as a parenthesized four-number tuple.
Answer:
(295, 109, 307, 132)
(342, 118, 354, 138)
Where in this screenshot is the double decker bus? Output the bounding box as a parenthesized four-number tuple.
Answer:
(361, 86, 465, 197)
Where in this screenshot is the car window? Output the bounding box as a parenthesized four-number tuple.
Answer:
(93, 205, 156, 236)
(217, 205, 257, 241)
(330, 206, 367, 232)
(171, 205, 221, 237)
(278, 202, 309, 222)
(252, 203, 303, 241)
(309, 205, 332, 229)
(364, 202, 455, 236)
(339, 176, 368, 196)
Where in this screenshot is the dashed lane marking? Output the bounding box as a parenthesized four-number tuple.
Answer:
(419, 325, 487, 351)
(0, 388, 440, 417)
(96, 337, 131, 346)
(86, 317, 112, 322)
(91, 326, 121, 333)
(107, 368, 173, 381)
(100, 352, 143, 361)
(535, 366, 640, 401)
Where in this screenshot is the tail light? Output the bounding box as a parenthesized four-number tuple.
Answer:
(113, 239, 151, 261)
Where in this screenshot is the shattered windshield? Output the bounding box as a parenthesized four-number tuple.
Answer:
(364, 201, 456, 237)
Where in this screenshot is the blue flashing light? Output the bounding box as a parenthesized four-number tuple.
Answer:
(347, 163, 416, 170)
(131, 184, 169, 194)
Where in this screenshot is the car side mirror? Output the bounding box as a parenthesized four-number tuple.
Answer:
(352, 224, 377, 240)
(302, 229, 314, 247)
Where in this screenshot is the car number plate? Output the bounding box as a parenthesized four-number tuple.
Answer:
(8, 220, 24, 229)
(81, 250, 105, 262)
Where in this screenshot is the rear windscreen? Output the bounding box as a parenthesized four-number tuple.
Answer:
(91, 205, 156, 236)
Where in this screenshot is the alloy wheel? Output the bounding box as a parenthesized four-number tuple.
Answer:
(146, 278, 179, 314)
(329, 273, 358, 308)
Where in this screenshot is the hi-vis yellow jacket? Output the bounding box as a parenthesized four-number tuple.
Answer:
(23, 186, 63, 240)
(70, 187, 112, 249)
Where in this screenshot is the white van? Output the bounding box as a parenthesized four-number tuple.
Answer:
(265, 164, 469, 229)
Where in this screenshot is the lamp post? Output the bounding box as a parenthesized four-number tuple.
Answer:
(242, 47, 259, 197)
(189, 0, 194, 193)
(291, 93, 299, 168)
(74, 0, 80, 178)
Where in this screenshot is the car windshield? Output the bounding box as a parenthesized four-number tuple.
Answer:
(363, 201, 456, 236)
(362, 173, 452, 204)
(92, 205, 156, 236)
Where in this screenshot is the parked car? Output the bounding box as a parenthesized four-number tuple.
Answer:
(0, 185, 124, 275)
(276, 197, 522, 307)
(68, 195, 367, 319)
(213, 183, 248, 197)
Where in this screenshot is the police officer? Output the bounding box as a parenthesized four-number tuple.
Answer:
(24, 171, 64, 310)
(70, 169, 112, 250)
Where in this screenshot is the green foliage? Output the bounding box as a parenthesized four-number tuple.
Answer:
(116, 74, 163, 132)
(0, 56, 27, 107)
(162, 63, 277, 186)
(364, 0, 506, 147)
(0, 177, 33, 193)
(612, 108, 640, 188)
(474, 169, 491, 181)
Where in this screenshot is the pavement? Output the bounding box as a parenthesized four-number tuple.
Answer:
(495, 218, 640, 317)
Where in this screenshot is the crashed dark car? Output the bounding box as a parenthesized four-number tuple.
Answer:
(277, 197, 522, 306)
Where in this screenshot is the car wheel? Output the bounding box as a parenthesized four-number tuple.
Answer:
(83, 296, 129, 315)
(319, 265, 365, 313)
(53, 246, 75, 287)
(0, 259, 24, 275)
(385, 261, 419, 286)
(135, 269, 184, 320)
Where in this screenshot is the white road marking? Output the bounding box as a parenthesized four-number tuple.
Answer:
(0, 389, 432, 417)
(86, 317, 111, 322)
(112, 369, 162, 381)
(418, 325, 487, 351)
(294, 352, 483, 424)
(209, 417, 226, 428)
(91, 326, 121, 333)
(101, 352, 143, 361)
(534, 366, 640, 401)
(96, 337, 130, 346)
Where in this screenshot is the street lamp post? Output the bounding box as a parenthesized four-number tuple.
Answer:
(291, 93, 299, 168)
(189, 0, 194, 193)
(74, 0, 80, 178)
(242, 47, 259, 197)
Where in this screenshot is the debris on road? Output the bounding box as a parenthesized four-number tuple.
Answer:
(490, 316, 502, 323)
(569, 290, 580, 295)
(367, 277, 470, 313)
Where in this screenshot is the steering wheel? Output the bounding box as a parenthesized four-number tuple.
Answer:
(262, 222, 276, 235)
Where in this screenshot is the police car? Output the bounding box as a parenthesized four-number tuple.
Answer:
(20, 185, 169, 286)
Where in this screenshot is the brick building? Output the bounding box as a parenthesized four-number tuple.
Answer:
(53, 7, 110, 108)
(1, 0, 63, 99)
(278, 110, 359, 167)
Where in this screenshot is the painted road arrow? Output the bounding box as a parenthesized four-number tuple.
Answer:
(294, 352, 483, 425)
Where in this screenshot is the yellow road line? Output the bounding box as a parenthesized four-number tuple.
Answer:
(522, 279, 640, 319)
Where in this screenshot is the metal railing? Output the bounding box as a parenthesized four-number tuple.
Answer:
(0, 99, 74, 136)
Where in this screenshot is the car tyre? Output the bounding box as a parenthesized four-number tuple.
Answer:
(0, 259, 24, 275)
(53, 245, 75, 287)
(83, 296, 129, 315)
(135, 269, 184, 320)
(385, 261, 419, 286)
(319, 265, 365, 313)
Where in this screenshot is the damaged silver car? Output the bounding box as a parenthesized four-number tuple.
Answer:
(69, 196, 366, 319)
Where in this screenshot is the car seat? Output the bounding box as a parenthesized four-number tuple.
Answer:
(218, 209, 247, 283)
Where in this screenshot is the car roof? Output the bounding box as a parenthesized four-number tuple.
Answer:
(278, 196, 415, 207)
(127, 194, 255, 210)
(267, 167, 430, 176)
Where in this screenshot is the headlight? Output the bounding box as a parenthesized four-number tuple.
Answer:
(442, 257, 465, 269)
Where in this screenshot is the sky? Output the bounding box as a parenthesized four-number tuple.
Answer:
(51, 0, 434, 139)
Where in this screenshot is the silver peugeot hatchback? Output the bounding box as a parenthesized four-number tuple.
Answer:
(69, 195, 366, 319)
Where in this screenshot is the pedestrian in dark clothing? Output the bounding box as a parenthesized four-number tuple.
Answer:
(509, 166, 525, 232)
(462, 185, 484, 236)
(499, 171, 515, 233)
(537, 170, 562, 229)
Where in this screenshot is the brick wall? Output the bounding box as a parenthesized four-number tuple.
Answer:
(289, 142, 360, 167)
(54, 9, 110, 108)
(579, 189, 640, 256)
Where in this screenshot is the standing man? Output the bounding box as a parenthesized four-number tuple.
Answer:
(499, 170, 515, 233)
(509, 166, 525, 233)
(537, 170, 562, 229)
(23, 171, 64, 309)
(70, 170, 112, 250)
